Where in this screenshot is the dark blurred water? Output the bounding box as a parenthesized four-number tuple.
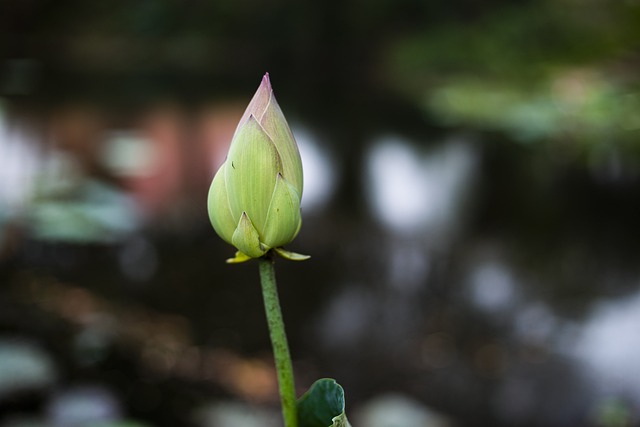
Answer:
(1, 95, 640, 427)
(2, 1, 640, 425)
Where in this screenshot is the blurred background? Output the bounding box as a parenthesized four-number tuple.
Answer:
(1, 0, 640, 426)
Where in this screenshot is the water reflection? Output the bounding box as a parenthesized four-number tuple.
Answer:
(0, 104, 41, 214)
(47, 386, 122, 427)
(366, 136, 476, 238)
(101, 131, 158, 178)
(29, 170, 139, 243)
(294, 126, 337, 213)
(0, 339, 57, 399)
(575, 291, 640, 404)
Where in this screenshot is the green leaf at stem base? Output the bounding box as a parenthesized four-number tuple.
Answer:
(297, 379, 351, 427)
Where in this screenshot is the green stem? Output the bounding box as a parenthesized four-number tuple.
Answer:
(259, 255, 298, 427)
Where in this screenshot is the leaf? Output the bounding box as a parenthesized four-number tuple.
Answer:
(297, 379, 351, 427)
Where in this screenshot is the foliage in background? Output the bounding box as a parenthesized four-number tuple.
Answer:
(385, 0, 640, 153)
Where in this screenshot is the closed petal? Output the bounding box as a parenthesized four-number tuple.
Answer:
(225, 116, 282, 233)
(260, 96, 304, 195)
(232, 212, 267, 258)
(234, 73, 272, 136)
(262, 174, 302, 248)
(207, 163, 235, 244)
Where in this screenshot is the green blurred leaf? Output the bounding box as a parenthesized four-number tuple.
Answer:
(297, 378, 351, 427)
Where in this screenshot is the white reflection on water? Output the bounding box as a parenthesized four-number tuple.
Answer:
(573, 290, 640, 402)
(47, 386, 122, 427)
(101, 131, 159, 177)
(366, 136, 476, 236)
(0, 104, 41, 213)
(0, 339, 57, 398)
(293, 126, 337, 213)
(468, 260, 518, 312)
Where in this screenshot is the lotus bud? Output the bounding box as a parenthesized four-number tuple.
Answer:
(208, 73, 309, 263)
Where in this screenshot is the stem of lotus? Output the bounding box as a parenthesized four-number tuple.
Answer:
(258, 255, 298, 427)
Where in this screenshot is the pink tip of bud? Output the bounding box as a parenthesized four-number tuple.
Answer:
(261, 73, 272, 91)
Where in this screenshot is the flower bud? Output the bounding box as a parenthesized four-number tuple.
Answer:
(208, 74, 309, 262)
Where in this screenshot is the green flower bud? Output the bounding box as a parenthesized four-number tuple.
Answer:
(208, 74, 309, 262)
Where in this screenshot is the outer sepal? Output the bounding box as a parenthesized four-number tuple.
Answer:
(226, 251, 253, 264)
(231, 212, 267, 258)
(274, 247, 311, 261)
